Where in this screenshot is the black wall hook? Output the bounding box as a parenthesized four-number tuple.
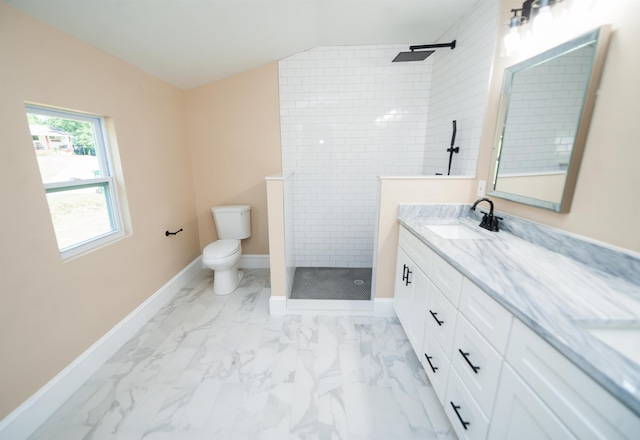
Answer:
(165, 228, 183, 236)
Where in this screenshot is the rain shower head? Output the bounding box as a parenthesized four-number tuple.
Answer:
(392, 50, 435, 62)
(392, 40, 456, 62)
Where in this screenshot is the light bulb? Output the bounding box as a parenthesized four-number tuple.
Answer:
(503, 26, 521, 55)
(534, 5, 553, 34)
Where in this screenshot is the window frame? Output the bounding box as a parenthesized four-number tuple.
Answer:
(26, 104, 125, 259)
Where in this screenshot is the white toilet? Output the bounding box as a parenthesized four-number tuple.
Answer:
(202, 205, 251, 295)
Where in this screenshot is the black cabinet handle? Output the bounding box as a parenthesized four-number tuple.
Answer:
(405, 267, 412, 286)
(450, 402, 470, 430)
(424, 353, 438, 373)
(458, 349, 480, 374)
(429, 310, 444, 326)
(402, 264, 408, 282)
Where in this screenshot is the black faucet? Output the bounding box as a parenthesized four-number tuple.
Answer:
(471, 198, 502, 232)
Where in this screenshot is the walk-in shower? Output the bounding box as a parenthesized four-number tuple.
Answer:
(278, 45, 436, 303)
(268, 0, 499, 307)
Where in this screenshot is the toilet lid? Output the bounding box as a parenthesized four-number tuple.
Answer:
(203, 239, 240, 259)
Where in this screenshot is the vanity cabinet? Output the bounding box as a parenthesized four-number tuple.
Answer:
(489, 320, 640, 440)
(395, 226, 513, 439)
(394, 225, 640, 440)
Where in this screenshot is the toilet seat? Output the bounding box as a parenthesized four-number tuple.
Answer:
(203, 239, 240, 259)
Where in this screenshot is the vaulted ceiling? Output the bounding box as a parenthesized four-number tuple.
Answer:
(5, 0, 480, 89)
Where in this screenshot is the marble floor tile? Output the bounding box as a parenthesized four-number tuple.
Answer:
(29, 269, 444, 440)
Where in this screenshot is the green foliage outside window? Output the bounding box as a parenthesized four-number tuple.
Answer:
(27, 113, 96, 156)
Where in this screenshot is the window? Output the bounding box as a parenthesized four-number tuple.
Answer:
(26, 105, 124, 258)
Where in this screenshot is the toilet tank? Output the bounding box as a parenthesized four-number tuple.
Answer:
(211, 205, 251, 239)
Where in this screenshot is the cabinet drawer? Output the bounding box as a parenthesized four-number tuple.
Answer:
(451, 314, 503, 417)
(425, 283, 458, 356)
(445, 368, 490, 440)
(399, 226, 433, 275)
(488, 363, 576, 440)
(459, 278, 513, 354)
(430, 252, 463, 307)
(506, 320, 640, 440)
(421, 326, 450, 405)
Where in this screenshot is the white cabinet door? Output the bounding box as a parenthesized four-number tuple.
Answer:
(406, 266, 429, 353)
(488, 364, 576, 440)
(505, 320, 640, 440)
(394, 247, 414, 327)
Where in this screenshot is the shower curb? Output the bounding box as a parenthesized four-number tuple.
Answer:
(268, 297, 395, 317)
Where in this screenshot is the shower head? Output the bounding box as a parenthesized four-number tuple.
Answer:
(392, 50, 435, 62)
(392, 40, 456, 62)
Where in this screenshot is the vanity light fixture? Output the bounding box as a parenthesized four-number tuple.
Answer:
(504, 9, 526, 55)
(503, 0, 564, 55)
(533, 0, 554, 33)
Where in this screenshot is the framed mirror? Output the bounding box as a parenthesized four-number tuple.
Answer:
(489, 26, 611, 212)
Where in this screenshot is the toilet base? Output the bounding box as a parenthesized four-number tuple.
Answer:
(213, 267, 243, 295)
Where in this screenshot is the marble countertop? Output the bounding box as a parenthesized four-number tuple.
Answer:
(397, 204, 640, 416)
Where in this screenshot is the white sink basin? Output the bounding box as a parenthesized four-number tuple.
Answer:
(583, 326, 640, 365)
(425, 224, 490, 240)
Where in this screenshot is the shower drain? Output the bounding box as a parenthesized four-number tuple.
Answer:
(353, 280, 365, 285)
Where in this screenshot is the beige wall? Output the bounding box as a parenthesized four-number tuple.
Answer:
(495, 173, 565, 204)
(185, 65, 282, 254)
(478, 0, 640, 253)
(374, 178, 477, 299)
(0, 4, 200, 418)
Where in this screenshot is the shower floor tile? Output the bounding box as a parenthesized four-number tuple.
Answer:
(290, 267, 372, 300)
(29, 269, 452, 440)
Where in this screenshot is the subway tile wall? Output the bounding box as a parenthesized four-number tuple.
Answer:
(422, 0, 499, 176)
(498, 44, 595, 175)
(278, 0, 499, 268)
(279, 45, 433, 267)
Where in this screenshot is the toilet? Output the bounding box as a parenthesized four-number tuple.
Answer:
(202, 205, 251, 295)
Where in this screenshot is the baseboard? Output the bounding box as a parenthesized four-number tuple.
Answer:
(239, 254, 270, 269)
(373, 298, 396, 317)
(0, 256, 204, 440)
(268, 291, 287, 315)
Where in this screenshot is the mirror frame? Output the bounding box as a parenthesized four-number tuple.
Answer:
(488, 26, 611, 213)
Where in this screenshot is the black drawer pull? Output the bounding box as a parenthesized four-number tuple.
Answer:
(429, 310, 444, 326)
(459, 349, 480, 374)
(402, 264, 408, 282)
(424, 353, 438, 373)
(450, 402, 470, 430)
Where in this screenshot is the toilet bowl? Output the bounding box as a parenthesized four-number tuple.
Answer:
(203, 239, 243, 295)
(202, 204, 251, 296)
